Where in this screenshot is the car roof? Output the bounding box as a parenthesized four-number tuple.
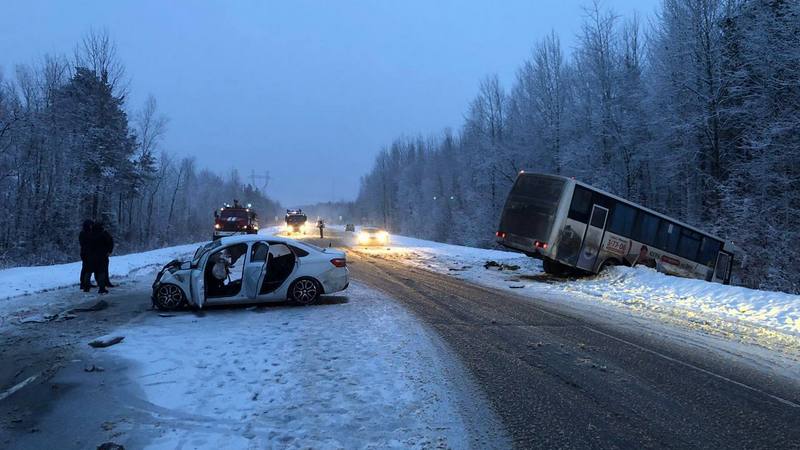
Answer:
(216, 234, 296, 245)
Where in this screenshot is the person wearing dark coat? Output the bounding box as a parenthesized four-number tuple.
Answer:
(79, 220, 94, 291)
(86, 222, 114, 294)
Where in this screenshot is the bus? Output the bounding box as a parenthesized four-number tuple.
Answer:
(495, 172, 734, 284)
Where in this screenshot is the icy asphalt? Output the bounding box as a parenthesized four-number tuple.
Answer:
(1, 229, 799, 449)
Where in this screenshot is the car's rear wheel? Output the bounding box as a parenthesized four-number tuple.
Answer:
(154, 284, 186, 310)
(289, 278, 321, 305)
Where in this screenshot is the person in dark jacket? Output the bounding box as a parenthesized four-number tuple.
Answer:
(87, 222, 113, 294)
(79, 220, 94, 292)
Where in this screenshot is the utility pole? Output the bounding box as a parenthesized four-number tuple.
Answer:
(250, 170, 270, 193)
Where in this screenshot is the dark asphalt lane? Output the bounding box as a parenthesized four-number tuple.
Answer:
(308, 230, 800, 449)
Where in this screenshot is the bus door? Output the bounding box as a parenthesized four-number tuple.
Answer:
(576, 205, 609, 272)
(712, 251, 732, 284)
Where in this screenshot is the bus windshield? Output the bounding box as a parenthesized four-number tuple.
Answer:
(499, 174, 565, 241)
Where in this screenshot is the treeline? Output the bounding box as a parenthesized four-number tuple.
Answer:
(355, 0, 800, 292)
(0, 31, 280, 266)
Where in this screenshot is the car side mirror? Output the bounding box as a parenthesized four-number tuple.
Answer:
(214, 210, 219, 218)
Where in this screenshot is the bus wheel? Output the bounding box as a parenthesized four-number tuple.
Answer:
(600, 258, 620, 273)
(542, 259, 568, 277)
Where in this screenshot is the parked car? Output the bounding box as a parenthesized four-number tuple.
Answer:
(356, 227, 390, 246)
(152, 235, 348, 310)
(345, 224, 355, 232)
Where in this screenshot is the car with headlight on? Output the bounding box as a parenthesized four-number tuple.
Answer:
(356, 227, 390, 246)
(152, 235, 348, 310)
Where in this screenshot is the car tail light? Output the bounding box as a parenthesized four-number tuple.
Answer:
(534, 240, 548, 250)
(330, 258, 347, 268)
(496, 231, 507, 238)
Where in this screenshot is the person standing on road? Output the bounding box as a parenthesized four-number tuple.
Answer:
(317, 219, 325, 239)
(87, 222, 113, 294)
(79, 219, 94, 292)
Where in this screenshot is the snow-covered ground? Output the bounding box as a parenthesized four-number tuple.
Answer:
(0, 243, 199, 327)
(353, 233, 800, 351)
(101, 282, 504, 449)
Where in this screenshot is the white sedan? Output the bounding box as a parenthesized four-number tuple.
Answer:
(152, 235, 349, 310)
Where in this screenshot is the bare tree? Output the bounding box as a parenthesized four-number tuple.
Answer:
(74, 28, 128, 96)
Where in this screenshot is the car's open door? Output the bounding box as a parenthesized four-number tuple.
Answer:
(190, 252, 211, 308)
(245, 242, 269, 299)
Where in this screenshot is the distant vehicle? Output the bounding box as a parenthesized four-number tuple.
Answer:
(357, 227, 390, 246)
(152, 234, 348, 310)
(496, 172, 734, 283)
(285, 209, 308, 234)
(345, 224, 355, 232)
(213, 203, 259, 240)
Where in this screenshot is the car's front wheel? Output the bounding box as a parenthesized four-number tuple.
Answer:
(154, 284, 186, 310)
(289, 278, 321, 305)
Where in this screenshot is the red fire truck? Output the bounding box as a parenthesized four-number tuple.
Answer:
(213, 201, 259, 240)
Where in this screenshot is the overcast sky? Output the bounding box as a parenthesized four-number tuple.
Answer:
(1, 0, 658, 206)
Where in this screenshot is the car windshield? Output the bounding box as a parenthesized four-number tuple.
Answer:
(192, 240, 222, 265)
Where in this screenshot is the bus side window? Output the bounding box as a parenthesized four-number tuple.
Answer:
(678, 228, 702, 261)
(666, 223, 680, 254)
(698, 237, 722, 267)
(608, 202, 635, 236)
(633, 212, 659, 246)
(654, 220, 670, 250)
(568, 186, 593, 223)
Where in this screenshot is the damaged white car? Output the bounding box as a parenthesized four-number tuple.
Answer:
(152, 235, 348, 310)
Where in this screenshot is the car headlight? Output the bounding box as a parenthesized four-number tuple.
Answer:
(214, 224, 221, 229)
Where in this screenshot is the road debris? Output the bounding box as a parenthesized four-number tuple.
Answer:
(72, 300, 109, 313)
(484, 260, 520, 271)
(84, 364, 105, 372)
(19, 311, 76, 324)
(88, 336, 125, 348)
(97, 442, 125, 450)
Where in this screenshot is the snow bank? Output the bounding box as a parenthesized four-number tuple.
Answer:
(0, 243, 200, 301)
(356, 233, 800, 339)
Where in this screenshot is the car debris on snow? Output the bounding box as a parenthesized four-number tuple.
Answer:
(71, 300, 109, 312)
(19, 311, 76, 324)
(88, 336, 125, 348)
(484, 260, 520, 271)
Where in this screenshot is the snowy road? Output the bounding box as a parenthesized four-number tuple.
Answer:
(307, 230, 800, 448)
(2, 229, 800, 449)
(0, 262, 506, 449)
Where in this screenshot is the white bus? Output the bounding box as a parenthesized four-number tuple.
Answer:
(496, 172, 734, 284)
